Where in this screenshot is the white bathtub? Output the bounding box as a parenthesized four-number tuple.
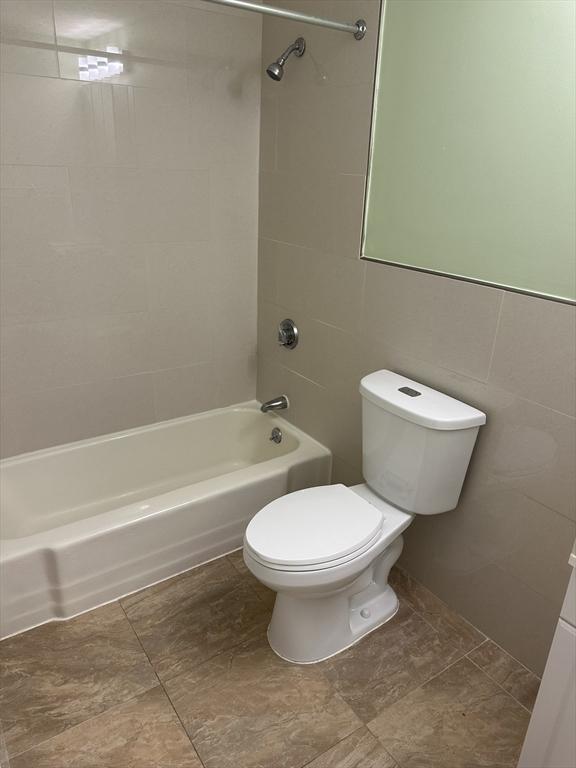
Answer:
(0, 402, 331, 639)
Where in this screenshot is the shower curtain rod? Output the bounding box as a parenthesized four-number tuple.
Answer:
(203, 0, 367, 39)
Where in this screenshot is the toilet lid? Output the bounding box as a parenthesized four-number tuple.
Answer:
(245, 484, 384, 568)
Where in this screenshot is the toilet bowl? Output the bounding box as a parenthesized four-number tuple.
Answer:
(245, 370, 486, 664)
(244, 482, 413, 663)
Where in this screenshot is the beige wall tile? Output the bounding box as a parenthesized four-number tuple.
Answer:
(0, 43, 59, 78)
(215, 355, 257, 406)
(69, 167, 211, 244)
(469, 396, 576, 522)
(0, 165, 74, 251)
(361, 263, 504, 381)
(0, 0, 56, 45)
(212, 164, 258, 240)
(0, 74, 97, 166)
(1, 0, 260, 456)
(152, 363, 217, 422)
(1, 243, 148, 325)
(0, 374, 156, 457)
(489, 292, 576, 416)
(260, 170, 338, 252)
(262, 239, 365, 331)
(276, 82, 374, 175)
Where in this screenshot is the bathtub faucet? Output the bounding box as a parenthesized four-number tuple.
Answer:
(260, 395, 289, 413)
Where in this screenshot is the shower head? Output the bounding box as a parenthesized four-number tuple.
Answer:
(266, 37, 305, 82)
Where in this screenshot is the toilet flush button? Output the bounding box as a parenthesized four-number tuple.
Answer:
(360, 608, 371, 619)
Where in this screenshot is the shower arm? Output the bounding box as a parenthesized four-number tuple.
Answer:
(202, 0, 367, 40)
(277, 39, 303, 66)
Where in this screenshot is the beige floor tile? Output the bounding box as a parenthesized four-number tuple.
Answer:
(0, 603, 157, 758)
(318, 604, 464, 722)
(304, 727, 398, 768)
(389, 567, 486, 653)
(121, 557, 271, 683)
(368, 657, 530, 768)
(10, 687, 201, 768)
(165, 637, 362, 768)
(226, 548, 276, 608)
(467, 640, 540, 711)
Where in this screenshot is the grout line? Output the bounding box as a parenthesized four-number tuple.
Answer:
(485, 289, 506, 382)
(393, 565, 488, 642)
(298, 726, 366, 768)
(479, 637, 542, 681)
(119, 601, 207, 767)
(465, 652, 534, 716)
(49, 0, 61, 80)
(5, 680, 158, 762)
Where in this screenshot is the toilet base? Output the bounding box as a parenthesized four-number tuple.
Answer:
(267, 535, 403, 664)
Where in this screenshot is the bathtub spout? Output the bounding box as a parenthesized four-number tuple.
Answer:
(260, 396, 289, 413)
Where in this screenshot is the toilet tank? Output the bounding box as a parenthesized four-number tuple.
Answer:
(359, 371, 486, 515)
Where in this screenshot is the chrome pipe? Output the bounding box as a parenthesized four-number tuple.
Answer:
(203, 0, 367, 39)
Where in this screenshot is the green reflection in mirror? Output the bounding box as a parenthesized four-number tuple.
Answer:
(364, 0, 575, 302)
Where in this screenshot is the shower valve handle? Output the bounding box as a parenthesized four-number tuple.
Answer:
(277, 319, 299, 349)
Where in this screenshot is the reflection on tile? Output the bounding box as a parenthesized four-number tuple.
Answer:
(306, 727, 398, 768)
(227, 549, 276, 608)
(122, 557, 270, 682)
(318, 604, 464, 722)
(468, 640, 540, 712)
(54, 0, 190, 66)
(11, 687, 202, 768)
(165, 637, 361, 768)
(0, 603, 157, 757)
(368, 658, 530, 768)
(490, 293, 576, 416)
(469, 394, 576, 522)
(389, 567, 486, 653)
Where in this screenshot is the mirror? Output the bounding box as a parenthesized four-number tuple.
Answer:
(363, 0, 575, 303)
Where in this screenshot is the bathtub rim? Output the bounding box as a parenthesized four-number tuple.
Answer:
(0, 400, 331, 556)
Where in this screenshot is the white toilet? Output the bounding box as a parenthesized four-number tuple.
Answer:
(244, 370, 486, 664)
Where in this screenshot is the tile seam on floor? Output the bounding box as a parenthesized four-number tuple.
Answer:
(481, 637, 542, 681)
(5, 683, 163, 762)
(363, 656, 496, 768)
(298, 724, 399, 768)
(412, 604, 490, 656)
(298, 727, 366, 768)
(225, 552, 275, 608)
(119, 600, 207, 767)
(465, 651, 535, 715)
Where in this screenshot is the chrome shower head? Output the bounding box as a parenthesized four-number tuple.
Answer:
(266, 60, 284, 81)
(266, 37, 305, 82)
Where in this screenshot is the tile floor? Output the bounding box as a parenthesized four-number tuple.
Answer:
(0, 552, 539, 768)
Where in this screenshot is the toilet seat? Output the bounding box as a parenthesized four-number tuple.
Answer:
(245, 484, 385, 572)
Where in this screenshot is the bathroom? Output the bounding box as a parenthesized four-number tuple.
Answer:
(0, 0, 575, 765)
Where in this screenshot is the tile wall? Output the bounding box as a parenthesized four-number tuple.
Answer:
(257, 0, 576, 674)
(0, 0, 261, 456)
